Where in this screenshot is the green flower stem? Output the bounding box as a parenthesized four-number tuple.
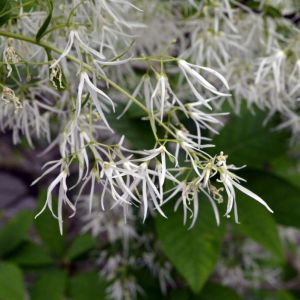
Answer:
(0, 31, 210, 162)
(0, 31, 175, 140)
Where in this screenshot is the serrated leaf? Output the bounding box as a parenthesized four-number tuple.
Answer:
(6, 241, 53, 267)
(66, 234, 96, 261)
(235, 194, 284, 260)
(0, 263, 25, 300)
(68, 272, 106, 300)
(0, 210, 33, 257)
(36, 0, 53, 41)
(31, 270, 67, 300)
(156, 200, 225, 293)
(35, 190, 65, 256)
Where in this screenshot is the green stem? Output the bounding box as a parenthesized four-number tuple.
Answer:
(0, 30, 177, 140)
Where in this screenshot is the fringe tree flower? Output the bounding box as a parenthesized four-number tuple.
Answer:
(216, 152, 273, 222)
(178, 59, 230, 107)
(76, 72, 115, 130)
(0, 0, 278, 240)
(50, 30, 106, 69)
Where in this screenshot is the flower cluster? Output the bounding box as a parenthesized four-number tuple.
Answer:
(1, 1, 294, 299)
(0, 0, 275, 235)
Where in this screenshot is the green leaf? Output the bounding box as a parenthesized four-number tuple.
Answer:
(263, 5, 282, 18)
(156, 200, 225, 293)
(0, 0, 33, 26)
(36, 0, 53, 41)
(35, 190, 65, 256)
(0, 0, 15, 27)
(213, 109, 288, 169)
(168, 284, 242, 300)
(235, 194, 284, 260)
(31, 270, 67, 300)
(252, 290, 296, 300)
(65, 234, 96, 261)
(0, 263, 25, 300)
(271, 153, 300, 189)
(168, 290, 192, 300)
(108, 105, 155, 149)
(0, 210, 33, 257)
(240, 169, 300, 229)
(110, 118, 155, 149)
(136, 270, 164, 300)
(196, 283, 242, 300)
(68, 272, 106, 300)
(6, 241, 53, 267)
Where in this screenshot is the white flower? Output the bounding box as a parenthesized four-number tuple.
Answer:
(75, 72, 115, 130)
(163, 178, 220, 228)
(33, 160, 75, 234)
(150, 75, 168, 122)
(0, 91, 51, 147)
(99, 160, 140, 209)
(139, 161, 167, 220)
(128, 145, 177, 201)
(50, 30, 106, 69)
(148, 74, 187, 122)
(255, 50, 286, 93)
(175, 129, 213, 176)
(178, 59, 230, 107)
(216, 152, 273, 222)
(187, 102, 228, 147)
(198, 159, 217, 187)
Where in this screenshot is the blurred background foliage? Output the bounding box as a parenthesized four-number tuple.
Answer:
(1, 104, 300, 299)
(1, 0, 300, 299)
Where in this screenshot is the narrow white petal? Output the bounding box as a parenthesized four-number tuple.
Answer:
(51, 31, 75, 68)
(232, 181, 273, 213)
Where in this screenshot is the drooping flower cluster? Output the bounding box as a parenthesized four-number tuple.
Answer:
(2, 1, 296, 299)
(0, 0, 276, 236)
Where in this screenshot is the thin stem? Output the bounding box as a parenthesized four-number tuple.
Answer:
(0, 31, 176, 139)
(0, 31, 212, 163)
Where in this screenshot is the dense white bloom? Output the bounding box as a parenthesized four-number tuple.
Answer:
(0, 88, 51, 147)
(0, 0, 281, 254)
(255, 49, 286, 93)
